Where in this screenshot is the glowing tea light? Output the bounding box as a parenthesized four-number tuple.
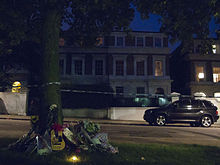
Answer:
(72, 156, 78, 161)
(68, 155, 80, 163)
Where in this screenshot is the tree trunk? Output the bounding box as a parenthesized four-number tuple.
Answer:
(40, 1, 63, 134)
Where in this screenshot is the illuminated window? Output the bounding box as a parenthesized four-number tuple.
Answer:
(155, 60, 163, 76)
(198, 73, 204, 79)
(136, 61, 144, 76)
(95, 60, 103, 75)
(213, 67, 220, 82)
(74, 60, 83, 75)
(115, 60, 124, 76)
(195, 66, 204, 81)
(212, 44, 217, 54)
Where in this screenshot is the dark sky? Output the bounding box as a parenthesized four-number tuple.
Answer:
(129, 10, 220, 51)
(130, 9, 219, 37)
(130, 13, 161, 32)
(129, 12, 178, 50)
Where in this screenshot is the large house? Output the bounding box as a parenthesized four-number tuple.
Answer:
(171, 38, 220, 97)
(59, 31, 171, 97)
(0, 31, 172, 115)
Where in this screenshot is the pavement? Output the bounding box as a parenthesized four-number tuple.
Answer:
(0, 114, 147, 126)
(1, 114, 220, 127)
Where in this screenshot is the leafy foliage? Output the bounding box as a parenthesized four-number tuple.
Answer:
(63, 0, 134, 46)
(134, 0, 220, 44)
(0, 0, 41, 55)
(0, 0, 136, 128)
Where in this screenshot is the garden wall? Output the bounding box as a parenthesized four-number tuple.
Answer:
(62, 107, 156, 121)
(0, 92, 28, 115)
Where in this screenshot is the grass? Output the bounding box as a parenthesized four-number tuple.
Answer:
(0, 138, 220, 165)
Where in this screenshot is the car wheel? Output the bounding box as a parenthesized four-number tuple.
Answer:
(155, 115, 166, 126)
(200, 116, 212, 127)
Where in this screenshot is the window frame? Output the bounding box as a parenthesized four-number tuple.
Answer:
(125, 36, 135, 47)
(163, 37, 168, 47)
(95, 60, 104, 75)
(115, 60, 124, 76)
(155, 60, 163, 76)
(74, 59, 83, 75)
(136, 60, 145, 76)
(213, 66, 220, 83)
(155, 37, 162, 48)
(145, 37, 153, 47)
(195, 63, 206, 82)
(116, 36, 124, 47)
(136, 37, 144, 47)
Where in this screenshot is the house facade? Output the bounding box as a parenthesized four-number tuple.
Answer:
(171, 38, 220, 97)
(59, 31, 171, 97)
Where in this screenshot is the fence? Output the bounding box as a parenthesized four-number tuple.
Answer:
(1, 89, 220, 124)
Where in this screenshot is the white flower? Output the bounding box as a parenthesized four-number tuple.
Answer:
(49, 104, 57, 110)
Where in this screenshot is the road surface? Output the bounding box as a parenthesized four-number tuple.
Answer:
(1, 119, 220, 146)
(101, 124, 220, 146)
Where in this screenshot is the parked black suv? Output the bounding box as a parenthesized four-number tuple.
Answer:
(143, 99, 219, 127)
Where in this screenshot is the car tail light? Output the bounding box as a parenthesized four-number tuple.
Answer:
(216, 110, 218, 115)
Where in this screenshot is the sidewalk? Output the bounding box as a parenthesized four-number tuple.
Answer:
(0, 114, 220, 127)
(0, 114, 147, 126)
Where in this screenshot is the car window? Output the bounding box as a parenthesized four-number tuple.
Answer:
(171, 99, 204, 110)
(179, 99, 191, 108)
(191, 100, 202, 108)
(202, 100, 214, 108)
(171, 101, 179, 107)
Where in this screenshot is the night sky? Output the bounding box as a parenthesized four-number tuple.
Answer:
(130, 12, 161, 32)
(130, 9, 220, 51)
(130, 11, 219, 35)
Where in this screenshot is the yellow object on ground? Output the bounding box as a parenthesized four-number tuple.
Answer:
(51, 129, 65, 150)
